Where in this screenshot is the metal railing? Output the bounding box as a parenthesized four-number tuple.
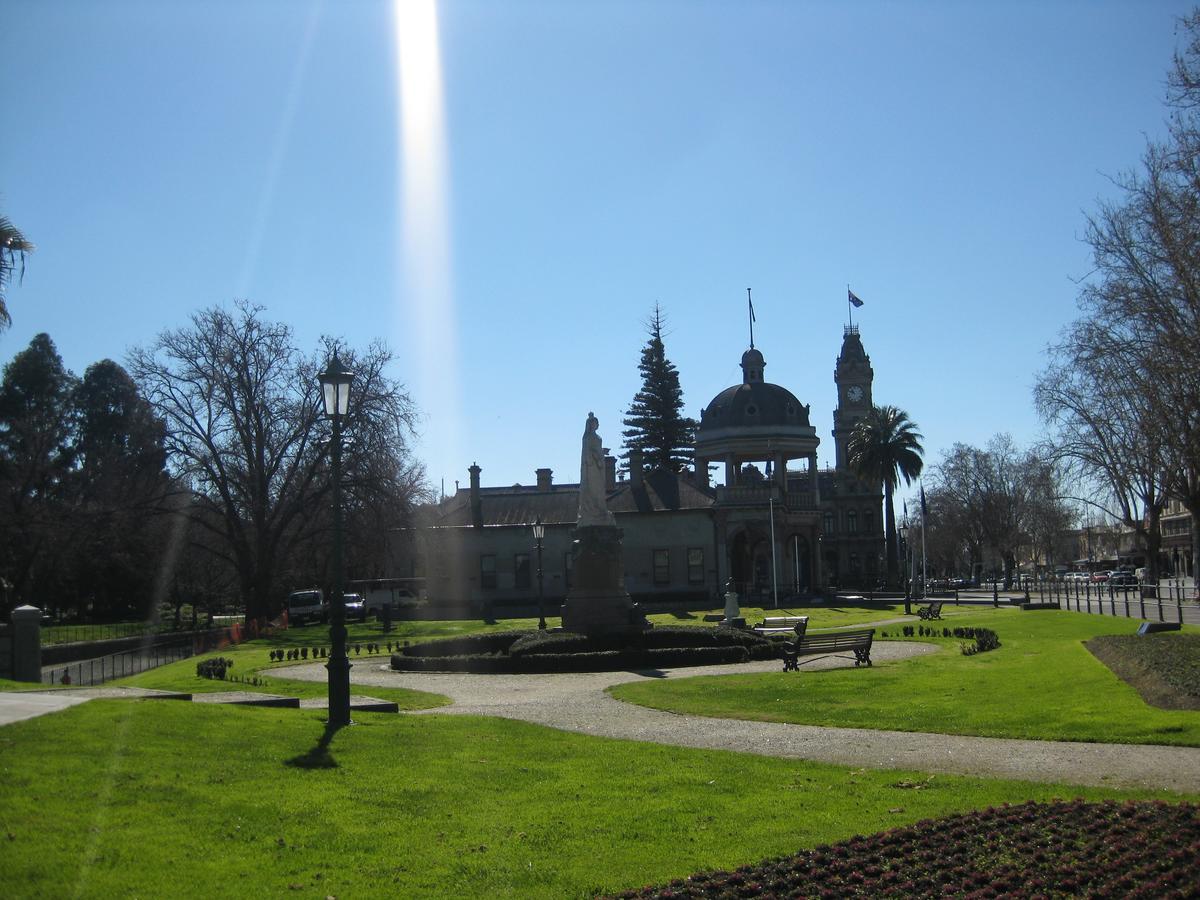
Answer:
(1031, 578, 1199, 626)
(40, 617, 244, 646)
(42, 641, 196, 687)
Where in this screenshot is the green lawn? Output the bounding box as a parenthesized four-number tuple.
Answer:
(0, 699, 1192, 899)
(610, 609, 1200, 746)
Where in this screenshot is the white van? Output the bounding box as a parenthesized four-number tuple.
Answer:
(286, 589, 325, 624)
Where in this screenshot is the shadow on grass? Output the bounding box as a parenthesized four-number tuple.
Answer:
(285, 721, 346, 769)
(668, 611, 697, 620)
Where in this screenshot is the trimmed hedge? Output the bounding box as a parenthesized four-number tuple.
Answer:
(508, 625, 771, 657)
(391, 644, 751, 674)
(397, 630, 526, 658)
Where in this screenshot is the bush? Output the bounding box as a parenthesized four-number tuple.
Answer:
(508, 625, 772, 657)
(398, 630, 526, 657)
(196, 657, 234, 680)
(391, 644, 751, 674)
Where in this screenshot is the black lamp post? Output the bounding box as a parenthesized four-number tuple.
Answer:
(898, 522, 910, 616)
(532, 517, 546, 630)
(318, 351, 354, 727)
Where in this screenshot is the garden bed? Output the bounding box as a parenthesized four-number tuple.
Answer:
(610, 799, 1200, 898)
(1087, 633, 1200, 711)
(390, 625, 782, 673)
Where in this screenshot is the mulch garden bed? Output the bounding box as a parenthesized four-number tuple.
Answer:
(610, 799, 1199, 898)
(1087, 633, 1200, 711)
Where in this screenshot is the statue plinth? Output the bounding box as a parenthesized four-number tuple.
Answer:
(560, 525, 648, 634)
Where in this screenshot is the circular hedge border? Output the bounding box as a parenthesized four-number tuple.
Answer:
(390, 626, 784, 673)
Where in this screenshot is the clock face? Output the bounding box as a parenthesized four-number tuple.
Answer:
(847, 385, 864, 403)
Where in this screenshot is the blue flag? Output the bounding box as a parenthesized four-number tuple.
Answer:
(848, 289, 864, 308)
(920, 485, 928, 520)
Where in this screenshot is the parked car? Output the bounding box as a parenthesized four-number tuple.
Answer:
(1091, 571, 1111, 583)
(1109, 571, 1138, 586)
(342, 593, 367, 621)
(286, 589, 325, 624)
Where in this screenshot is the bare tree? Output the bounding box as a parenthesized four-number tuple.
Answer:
(1035, 321, 1170, 582)
(129, 302, 422, 620)
(929, 437, 1072, 587)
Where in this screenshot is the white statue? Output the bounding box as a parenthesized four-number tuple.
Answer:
(577, 412, 615, 527)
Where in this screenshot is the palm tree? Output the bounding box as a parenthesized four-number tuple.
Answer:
(1, 214, 35, 331)
(848, 405, 925, 590)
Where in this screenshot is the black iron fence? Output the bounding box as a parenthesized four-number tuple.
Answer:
(1030, 578, 1200, 626)
(42, 640, 196, 687)
(41, 617, 244, 646)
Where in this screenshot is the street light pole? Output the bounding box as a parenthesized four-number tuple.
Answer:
(319, 352, 355, 728)
(533, 517, 546, 630)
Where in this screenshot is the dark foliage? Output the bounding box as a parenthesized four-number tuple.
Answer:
(611, 799, 1200, 899)
(195, 657, 234, 680)
(391, 644, 750, 674)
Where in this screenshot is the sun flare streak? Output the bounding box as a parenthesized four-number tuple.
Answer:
(394, 0, 460, 479)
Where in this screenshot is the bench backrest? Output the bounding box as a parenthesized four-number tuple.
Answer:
(762, 616, 807, 627)
(795, 628, 874, 649)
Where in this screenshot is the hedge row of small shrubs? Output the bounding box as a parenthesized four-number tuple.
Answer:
(267, 643, 387, 663)
(391, 644, 754, 674)
(881, 625, 1001, 656)
(506, 625, 772, 657)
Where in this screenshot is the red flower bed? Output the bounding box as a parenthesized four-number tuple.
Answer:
(610, 800, 1199, 899)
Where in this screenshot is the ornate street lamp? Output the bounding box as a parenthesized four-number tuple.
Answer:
(532, 517, 546, 630)
(898, 521, 911, 616)
(318, 351, 354, 727)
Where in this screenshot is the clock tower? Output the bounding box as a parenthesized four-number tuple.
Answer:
(831, 325, 874, 470)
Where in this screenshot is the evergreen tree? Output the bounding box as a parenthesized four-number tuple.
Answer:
(0, 334, 77, 609)
(621, 306, 696, 474)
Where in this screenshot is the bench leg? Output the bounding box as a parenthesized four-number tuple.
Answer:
(782, 655, 797, 672)
(854, 648, 872, 667)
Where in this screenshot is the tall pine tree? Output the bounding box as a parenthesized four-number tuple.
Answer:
(621, 306, 696, 474)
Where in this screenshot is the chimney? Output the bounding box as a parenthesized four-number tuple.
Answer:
(468, 463, 483, 529)
(536, 468, 553, 492)
(604, 454, 616, 492)
(630, 448, 644, 489)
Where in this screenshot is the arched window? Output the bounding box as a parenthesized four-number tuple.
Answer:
(823, 511, 834, 535)
(849, 553, 860, 575)
(847, 511, 858, 534)
(863, 510, 874, 533)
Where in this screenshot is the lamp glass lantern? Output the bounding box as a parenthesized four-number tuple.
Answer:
(319, 352, 354, 418)
(532, 520, 545, 541)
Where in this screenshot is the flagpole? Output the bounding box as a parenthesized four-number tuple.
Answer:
(747, 287, 754, 348)
(920, 482, 928, 600)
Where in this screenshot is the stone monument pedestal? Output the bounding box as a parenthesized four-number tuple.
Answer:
(560, 525, 649, 634)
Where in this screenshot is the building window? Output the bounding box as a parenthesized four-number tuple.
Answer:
(847, 511, 858, 534)
(849, 553, 860, 575)
(863, 510, 874, 534)
(480, 555, 496, 590)
(653, 549, 670, 585)
(514, 553, 531, 590)
(564, 551, 574, 589)
(823, 511, 834, 535)
(687, 548, 704, 584)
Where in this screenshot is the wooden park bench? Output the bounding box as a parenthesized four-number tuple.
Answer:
(782, 627, 875, 671)
(752, 615, 809, 636)
(917, 601, 943, 620)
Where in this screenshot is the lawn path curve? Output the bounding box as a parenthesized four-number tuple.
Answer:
(280, 641, 1200, 794)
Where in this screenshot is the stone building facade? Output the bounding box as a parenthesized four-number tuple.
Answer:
(399, 327, 885, 613)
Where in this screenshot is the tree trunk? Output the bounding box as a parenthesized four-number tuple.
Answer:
(884, 481, 898, 588)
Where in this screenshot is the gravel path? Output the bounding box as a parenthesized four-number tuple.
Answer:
(277, 641, 1200, 794)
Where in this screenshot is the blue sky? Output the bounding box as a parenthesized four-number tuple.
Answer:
(2, 0, 1192, 503)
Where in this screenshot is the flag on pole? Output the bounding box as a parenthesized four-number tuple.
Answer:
(920, 484, 927, 520)
(848, 289, 864, 308)
(748, 288, 755, 321)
